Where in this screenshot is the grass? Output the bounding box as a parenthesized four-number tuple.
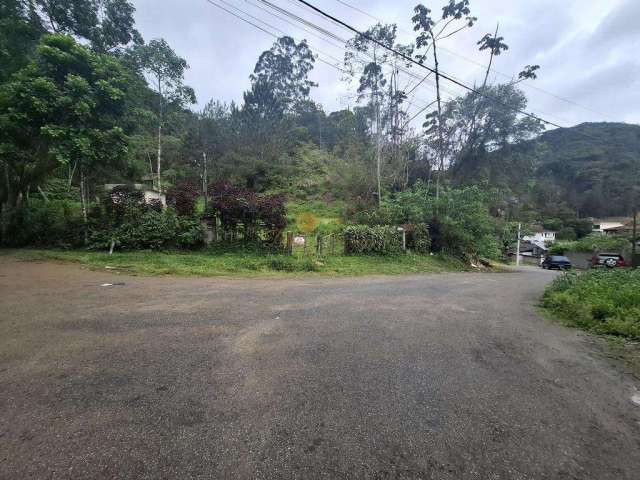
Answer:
(4, 248, 470, 278)
(286, 200, 345, 234)
(542, 269, 640, 340)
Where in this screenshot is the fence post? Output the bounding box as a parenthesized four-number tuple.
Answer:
(316, 233, 323, 255)
(286, 231, 293, 255)
(330, 234, 336, 256)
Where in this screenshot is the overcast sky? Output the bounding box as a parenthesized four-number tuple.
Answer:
(131, 0, 640, 129)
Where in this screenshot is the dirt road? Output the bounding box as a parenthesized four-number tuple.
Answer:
(1, 258, 639, 479)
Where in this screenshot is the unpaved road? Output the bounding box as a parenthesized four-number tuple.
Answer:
(1, 259, 639, 479)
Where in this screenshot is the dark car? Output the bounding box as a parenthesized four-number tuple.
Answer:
(590, 253, 626, 269)
(541, 255, 572, 270)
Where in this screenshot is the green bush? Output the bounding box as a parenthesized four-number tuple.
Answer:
(542, 269, 640, 340)
(551, 234, 631, 255)
(90, 208, 203, 250)
(2, 200, 84, 247)
(407, 223, 431, 253)
(343, 225, 402, 255)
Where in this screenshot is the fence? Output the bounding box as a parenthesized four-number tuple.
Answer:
(285, 232, 345, 256)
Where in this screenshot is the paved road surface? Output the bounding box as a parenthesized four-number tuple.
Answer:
(1, 259, 639, 479)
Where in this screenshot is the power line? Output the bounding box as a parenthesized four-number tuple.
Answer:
(205, 0, 439, 117)
(250, 0, 454, 109)
(294, 0, 571, 130)
(206, 0, 346, 74)
(256, 0, 467, 99)
(330, 0, 612, 120)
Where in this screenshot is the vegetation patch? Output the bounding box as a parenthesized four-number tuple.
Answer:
(542, 269, 640, 340)
(549, 235, 631, 255)
(5, 249, 470, 278)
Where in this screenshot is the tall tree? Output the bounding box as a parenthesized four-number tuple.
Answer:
(412, 1, 476, 198)
(250, 36, 316, 113)
(135, 39, 195, 191)
(345, 23, 406, 205)
(444, 84, 544, 185)
(0, 0, 44, 83)
(32, 0, 142, 52)
(0, 34, 132, 236)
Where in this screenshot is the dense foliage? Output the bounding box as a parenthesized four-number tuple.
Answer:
(519, 123, 640, 218)
(343, 225, 403, 255)
(543, 270, 640, 339)
(549, 234, 632, 255)
(0, 0, 637, 259)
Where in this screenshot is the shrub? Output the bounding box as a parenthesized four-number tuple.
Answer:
(89, 207, 203, 251)
(167, 181, 200, 216)
(2, 200, 84, 247)
(406, 223, 431, 253)
(343, 225, 402, 255)
(208, 181, 286, 247)
(556, 227, 577, 241)
(543, 269, 640, 340)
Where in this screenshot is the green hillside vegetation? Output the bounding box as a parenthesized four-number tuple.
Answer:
(1, 0, 638, 271)
(531, 122, 640, 218)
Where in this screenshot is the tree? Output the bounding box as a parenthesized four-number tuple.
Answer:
(444, 84, 544, 185)
(32, 0, 142, 52)
(0, 0, 44, 83)
(251, 36, 316, 112)
(135, 39, 195, 191)
(412, 1, 476, 199)
(344, 23, 410, 205)
(0, 34, 131, 237)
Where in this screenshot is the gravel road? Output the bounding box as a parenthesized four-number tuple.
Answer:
(1, 259, 639, 479)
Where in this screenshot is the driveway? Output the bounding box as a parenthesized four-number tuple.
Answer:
(1, 259, 639, 479)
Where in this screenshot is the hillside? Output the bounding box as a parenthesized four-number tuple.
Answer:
(532, 122, 640, 217)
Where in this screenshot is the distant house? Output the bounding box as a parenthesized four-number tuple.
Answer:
(591, 217, 630, 234)
(508, 240, 549, 265)
(523, 226, 556, 245)
(603, 220, 635, 235)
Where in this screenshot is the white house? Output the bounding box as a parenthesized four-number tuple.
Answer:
(523, 229, 556, 245)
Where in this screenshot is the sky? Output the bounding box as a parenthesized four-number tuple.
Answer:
(131, 0, 640, 129)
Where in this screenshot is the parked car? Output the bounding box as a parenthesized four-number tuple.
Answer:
(541, 255, 572, 270)
(590, 253, 626, 268)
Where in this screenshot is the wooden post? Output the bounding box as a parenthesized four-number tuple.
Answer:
(286, 231, 293, 255)
(330, 235, 336, 256)
(316, 233, 323, 255)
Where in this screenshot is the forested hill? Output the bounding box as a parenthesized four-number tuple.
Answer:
(531, 122, 640, 217)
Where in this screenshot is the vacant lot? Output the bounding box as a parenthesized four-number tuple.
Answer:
(1, 259, 639, 479)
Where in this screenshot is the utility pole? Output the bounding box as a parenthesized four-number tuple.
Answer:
(516, 222, 522, 267)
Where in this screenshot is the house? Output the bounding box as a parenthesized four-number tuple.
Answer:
(591, 217, 630, 234)
(104, 183, 167, 207)
(603, 220, 636, 235)
(508, 240, 549, 265)
(523, 226, 556, 245)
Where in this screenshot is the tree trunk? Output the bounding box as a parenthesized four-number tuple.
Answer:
(157, 123, 162, 193)
(80, 168, 88, 245)
(431, 34, 443, 201)
(202, 151, 208, 211)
